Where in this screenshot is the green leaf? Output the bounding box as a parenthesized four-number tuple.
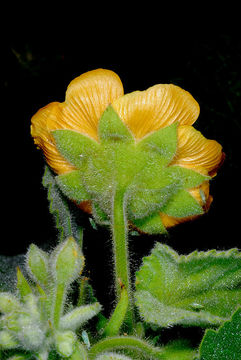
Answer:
(161, 340, 198, 360)
(135, 243, 241, 328)
(161, 189, 203, 218)
(199, 308, 241, 359)
(98, 105, 134, 143)
(137, 122, 178, 164)
(42, 166, 83, 243)
(52, 129, 99, 168)
(56, 170, 89, 202)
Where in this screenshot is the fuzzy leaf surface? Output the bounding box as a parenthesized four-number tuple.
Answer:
(98, 105, 134, 143)
(137, 122, 178, 164)
(199, 308, 241, 359)
(161, 189, 203, 218)
(56, 170, 89, 202)
(52, 129, 99, 168)
(132, 212, 167, 234)
(129, 161, 207, 220)
(135, 243, 241, 328)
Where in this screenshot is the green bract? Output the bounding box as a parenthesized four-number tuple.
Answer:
(135, 243, 241, 328)
(52, 105, 209, 234)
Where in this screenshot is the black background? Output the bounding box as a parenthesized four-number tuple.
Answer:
(2, 10, 241, 336)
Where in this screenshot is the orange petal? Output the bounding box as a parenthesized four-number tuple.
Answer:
(31, 69, 124, 173)
(172, 125, 223, 176)
(160, 212, 201, 228)
(189, 181, 213, 211)
(76, 200, 92, 214)
(31, 102, 76, 174)
(60, 69, 124, 140)
(112, 84, 200, 139)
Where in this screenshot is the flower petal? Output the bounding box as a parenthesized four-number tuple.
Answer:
(172, 125, 223, 176)
(31, 102, 76, 174)
(61, 69, 124, 140)
(31, 69, 124, 173)
(112, 84, 200, 139)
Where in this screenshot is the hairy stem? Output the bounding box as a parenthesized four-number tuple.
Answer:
(88, 336, 164, 359)
(52, 283, 65, 329)
(111, 189, 134, 331)
(103, 286, 128, 337)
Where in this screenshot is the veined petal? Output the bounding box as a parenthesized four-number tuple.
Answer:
(31, 102, 76, 174)
(31, 69, 124, 173)
(172, 125, 223, 176)
(60, 69, 124, 140)
(112, 84, 200, 139)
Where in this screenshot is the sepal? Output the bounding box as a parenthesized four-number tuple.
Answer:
(52, 129, 99, 169)
(161, 189, 203, 218)
(98, 105, 134, 143)
(132, 212, 167, 235)
(137, 122, 177, 164)
(165, 165, 210, 189)
(128, 185, 177, 219)
(56, 170, 89, 202)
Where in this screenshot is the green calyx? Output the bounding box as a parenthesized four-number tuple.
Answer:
(53, 105, 209, 234)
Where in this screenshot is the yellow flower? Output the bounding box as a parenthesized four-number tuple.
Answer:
(31, 69, 224, 228)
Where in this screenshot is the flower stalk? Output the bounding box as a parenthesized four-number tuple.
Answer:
(111, 189, 134, 331)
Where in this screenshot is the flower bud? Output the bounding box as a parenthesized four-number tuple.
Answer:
(0, 330, 18, 349)
(51, 237, 84, 286)
(55, 330, 76, 357)
(26, 244, 49, 288)
(0, 293, 20, 314)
